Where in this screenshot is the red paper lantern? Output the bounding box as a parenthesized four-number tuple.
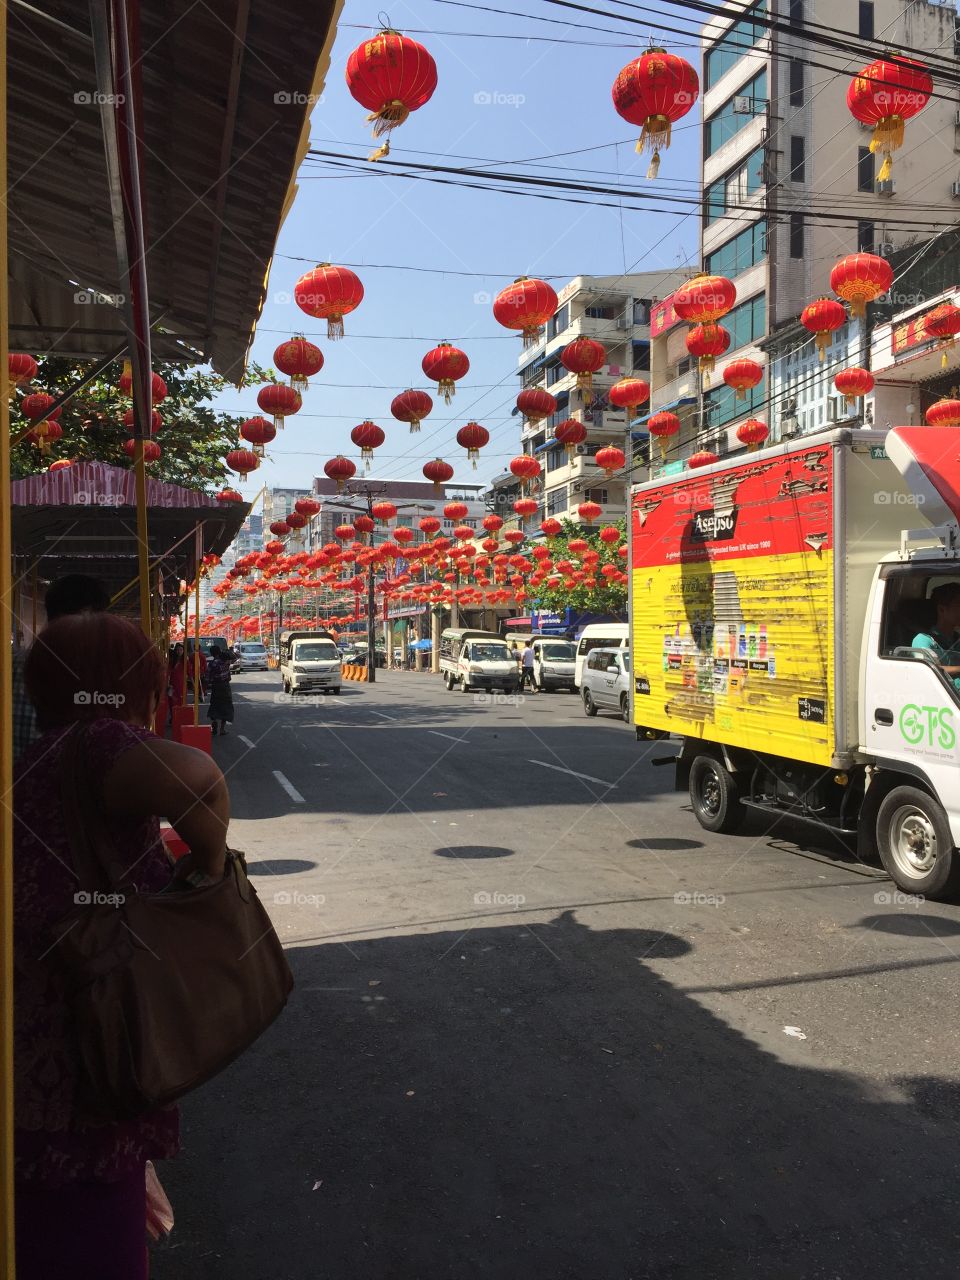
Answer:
(608, 377, 650, 412)
(351, 420, 386, 468)
(20, 393, 62, 423)
(612, 48, 699, 177)
(48, 458, 73, 471)
(925, 399, 960, 427)
(554, 418, 588, 457)
(295, 264, 364, 339)
(646, 410, 681, 460)
(25, 420, 63, 453)
(688, 450, 719, 470)
(273, 336, 324, 390)
(577, 501, 602, 524)
(923, 303, 960, 367)
(423, 457, 454, 492)
(561, 337, 606, 397)
(509, 454, 542, 489)
(240, 415, 276, 457)
(834, 367, 875, 406)
(444, 501, 468, 521)
(594, 444, 626, 477)
(599, 525, 620, 545)
(673, 274, 736, 325)
(419, 515, 441, 537)
(456, 421, 490, 468)
(391, 388, 433, 433)
(685, 323, 731, 378)
(324, 454, 357, 492)
(265, 541, 285, 556)
(122, 408, 163, 435)
(257, 383, 302, 428)
(295, 497, 321, 518)
(517, 387, 557, 424)
(9, 353, 37, 386)
(345, 30, 438, 159)
(217, 488, 244, 503)
(270, 521, 291, 536)
(736, 419, 768, 452)
(830, 253, 893, 318)
(453, 523, 476, 542)
(801, 297, 847, 361)
(118, 368, 168, 403)
(540, 517, 563, 538)
(422, 342, 469, 404)
(124, 438, 162, 463)
(504, 530, 525, 546)
(493, 277, 559, 347)
(513, 497, 539, 518)
(372, 501, 397, 525)
(847, 56, 931, 180)
(285, 513, 307, 530)
(482, 513, 504, 533)
(723, 358, 763, 400)
(354, 514, 375, 534)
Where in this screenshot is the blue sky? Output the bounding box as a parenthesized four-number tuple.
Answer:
(219, 0, 704, 497)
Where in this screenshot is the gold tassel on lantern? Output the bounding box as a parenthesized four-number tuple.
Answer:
(816, 334, 828, 363)
(638, 114, 671, 178)
(439, 378, 455, 405)
(870, 114, 904, 182)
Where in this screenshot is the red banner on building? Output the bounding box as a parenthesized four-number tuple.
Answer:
(650, 292, 680, 338)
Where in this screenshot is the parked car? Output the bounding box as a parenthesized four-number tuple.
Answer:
(581, 647, 631, 721)
(233, 641, 270, 672)
(531, 638, 576, 692)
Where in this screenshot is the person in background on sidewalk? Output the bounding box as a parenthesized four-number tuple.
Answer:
(206, 645, 234, 736)
(520, 639, 537, 691)
(13, 574, 111, 760)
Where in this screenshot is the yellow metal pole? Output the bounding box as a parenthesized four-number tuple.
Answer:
(134, 441, 151, 637)
(193, 528, 201, 726)
(0, 0, 15, 1265)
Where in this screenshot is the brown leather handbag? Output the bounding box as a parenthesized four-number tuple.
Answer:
(53, 725, 294, 1120)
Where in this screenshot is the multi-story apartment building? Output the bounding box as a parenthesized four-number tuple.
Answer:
(306, 477, 487, 550)
(262, 486, 312, 533)
(695, 0, 960, 454)
(514, 271, 684, 527)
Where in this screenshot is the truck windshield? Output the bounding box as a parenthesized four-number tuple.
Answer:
(295, 643, 338, 661)
(541, 643, 575, 660)
(471, 644, 509, 661)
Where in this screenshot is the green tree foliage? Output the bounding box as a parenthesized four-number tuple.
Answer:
(530, 516, 628, 619)
(10, 357, 271, 492)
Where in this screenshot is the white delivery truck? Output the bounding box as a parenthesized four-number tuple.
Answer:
(629, 425, 960, 899)
(439, 628, 520, 693)
(279, 629, 342, 696)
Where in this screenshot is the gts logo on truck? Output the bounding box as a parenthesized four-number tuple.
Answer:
(691, 508, 738, 542)
(898, 704, 956, 750)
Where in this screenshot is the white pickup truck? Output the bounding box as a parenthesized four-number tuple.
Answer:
(279, 629, 341, 696)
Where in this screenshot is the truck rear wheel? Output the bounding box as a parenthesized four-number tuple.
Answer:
(876, 786, 960, 899)
(689, 755, 745, 834)
(444, 672, 454, 691)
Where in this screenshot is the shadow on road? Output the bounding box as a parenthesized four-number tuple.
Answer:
(154, 910, 960, 1279)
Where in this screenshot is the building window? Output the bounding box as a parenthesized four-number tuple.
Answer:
(789, 59, 803, 106)
(704, 374, 766, 430)
(584, 488, 609, 505)
(546, 487, 567, 516)
(857, 146, 874, 192)
(857, 219, 875, 252)
(789, 0, 803, 26)
(547, 362, 564, 387)
(705, 219, 767, 278)
(633, 340, 651, 372)
(705, 146, 765, 225)
(789, 135, 805, 182)
(704, 1, 768, 91)
(858, 0, 874, 39)
(633, 298, 652, 325)
(548, 304, 569, 339)
(704, 70, 767, 157)
(790, 212, 804, 259)
(722, 293, 767, 349)
(584, 304, 616, 320)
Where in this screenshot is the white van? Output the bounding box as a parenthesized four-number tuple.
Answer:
(574, 622, 629, 688)
(440, 628, 520, 693)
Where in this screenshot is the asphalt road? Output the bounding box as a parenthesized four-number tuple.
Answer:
(154, 671, 960, 1280)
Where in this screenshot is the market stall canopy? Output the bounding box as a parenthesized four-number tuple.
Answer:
(8, 0, 341, 379)
(11, 463, 248, 612)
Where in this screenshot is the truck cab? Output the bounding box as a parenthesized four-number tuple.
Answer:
(439, 628, 519, 693)
(279, 629, 341, 695)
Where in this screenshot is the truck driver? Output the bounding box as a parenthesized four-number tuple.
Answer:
(911, 582, 960, 690)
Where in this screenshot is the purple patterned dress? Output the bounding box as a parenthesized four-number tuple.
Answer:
(13, 719, 181, 1187)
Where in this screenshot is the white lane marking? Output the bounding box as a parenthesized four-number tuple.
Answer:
(273, 770, 305, 803)
(528, 760, 617, 788)
(429, 730, 466, 743)
(238, 735, 256, 749)
(368, 710, 397, 720)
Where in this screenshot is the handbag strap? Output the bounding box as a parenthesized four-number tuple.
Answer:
(59, 723, 119, 894)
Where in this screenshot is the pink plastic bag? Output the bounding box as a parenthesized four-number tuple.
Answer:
(145, 1161, 175, 1241)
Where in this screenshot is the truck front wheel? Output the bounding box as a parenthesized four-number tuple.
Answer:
(689, 755, 745, 834)
(876, 786, 960, 900)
